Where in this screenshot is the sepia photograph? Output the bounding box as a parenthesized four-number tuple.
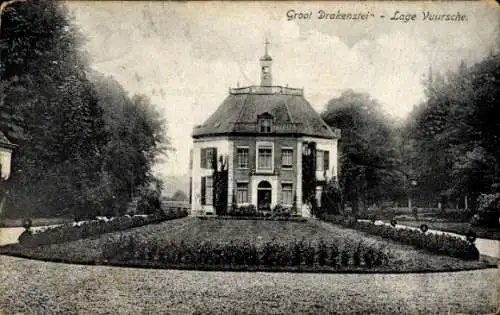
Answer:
(0, 0, 499, 314)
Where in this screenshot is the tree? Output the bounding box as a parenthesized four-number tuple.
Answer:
(0, 1, 170, 219)
(321, 90, 405, 214)
(212, 154, 228, 215)
(0, 1, 109, 218)
(405, 54, 500, 211)
(302, 141, 317, 215)
(90, 73, 169, 216)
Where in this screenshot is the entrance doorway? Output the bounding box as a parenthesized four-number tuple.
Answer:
(257, 181, 272, 210)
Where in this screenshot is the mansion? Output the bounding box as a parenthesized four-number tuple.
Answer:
(190, 42, 340, 217)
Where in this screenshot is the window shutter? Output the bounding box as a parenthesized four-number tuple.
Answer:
(201, 177, 206, 205)
(200, 148, 206, 168)
(212, 148, 218, 169)
(324, 151, 329, 171)
(189, 177, 192, 204)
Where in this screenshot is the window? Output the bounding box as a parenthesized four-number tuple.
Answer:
(316, 150, 330, 171)
(189, 149, 193, 170)
(200, 147, 217, 169)
(258, 146, 273, 170)
(260, 119, 273, 133)
(236, 182, 249, 203)
(316, 186, 323, 207)
(281, 148, 293, 168)
(201, 176, 213, 205)
(282, 183, 293, 205)
(237, 147, 249, 169)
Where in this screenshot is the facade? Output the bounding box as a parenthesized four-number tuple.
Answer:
(190, 42, 340, 217)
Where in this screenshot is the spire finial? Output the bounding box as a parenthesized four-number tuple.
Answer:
(264, 39, 270, 56)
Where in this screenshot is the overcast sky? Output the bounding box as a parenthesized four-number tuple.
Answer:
(66, 1, 499, 177)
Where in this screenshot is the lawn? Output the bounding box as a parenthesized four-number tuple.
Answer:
(0, 255, 497, 315)
(0, 217, 490, 272)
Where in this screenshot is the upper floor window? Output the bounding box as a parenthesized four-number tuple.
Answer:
(201, 147, 217, 169)
(257, 112, 273, 133)
(281, 148, 293, 168)
(237, 147, 249, 169)
(256, 142, 273, 172)
(260, 119, 273, 133)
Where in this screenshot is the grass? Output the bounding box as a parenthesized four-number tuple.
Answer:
(0, 217, 491, 272)
(0, 255, 496, 314)
(395, 220, 500, 241)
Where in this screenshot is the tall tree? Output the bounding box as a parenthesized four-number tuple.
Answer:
(405, 53, 500, 210)
(90, 72, 169, 216)
(322, 90, 405, 214)
(0, 1, 169, 219)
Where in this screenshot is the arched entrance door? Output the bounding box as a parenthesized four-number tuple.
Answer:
(257, 181, 272, 210)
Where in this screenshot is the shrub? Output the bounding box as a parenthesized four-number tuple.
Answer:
(18, 229, 33, 246)
(352, 242, 362, 266)
(137, 188, 162, 215)
(317, 239, 328, 266)
(303, 242, 315, 266)
(292, 239, 303, 266)
(329, 242, 339, 267)
(474, 193, 500, 227)
(272, 204, 291, 218)
(363, 248, 375, 268)
(340, 246, 350, 266)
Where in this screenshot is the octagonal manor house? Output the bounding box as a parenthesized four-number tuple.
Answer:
(190, 43, 341, 217)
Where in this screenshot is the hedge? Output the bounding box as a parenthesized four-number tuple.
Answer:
(101, 236, 390, 269)
(319, 214, 480, 261)
(18, 209, 188, 247)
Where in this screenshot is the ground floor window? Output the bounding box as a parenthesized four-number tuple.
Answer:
(201, 176, 213, 205)
(316, 186, 323, 208)
(236, 182, 249, 203)
(281, 183, 293, 205)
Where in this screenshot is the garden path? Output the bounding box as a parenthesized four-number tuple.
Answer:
(0, 255, 496, 314)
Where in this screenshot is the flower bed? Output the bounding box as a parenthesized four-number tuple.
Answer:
(18, 209, 188, 247)
(319, 214, 480, 261)
(100, 236, 390, 269)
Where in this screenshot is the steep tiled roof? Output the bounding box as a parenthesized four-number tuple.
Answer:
(192, 86, 340, 139)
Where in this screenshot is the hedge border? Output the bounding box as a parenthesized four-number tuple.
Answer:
(0, 251, 493, 274)
(319, 214, 480, 261)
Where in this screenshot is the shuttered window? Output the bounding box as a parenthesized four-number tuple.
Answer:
(201, 177, 206, 205)
(200, 148, 217, 169)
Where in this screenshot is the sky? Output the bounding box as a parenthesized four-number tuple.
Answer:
(65, 1, 499, 178)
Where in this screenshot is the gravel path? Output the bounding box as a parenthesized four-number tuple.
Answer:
(0, 255, 497, 315)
